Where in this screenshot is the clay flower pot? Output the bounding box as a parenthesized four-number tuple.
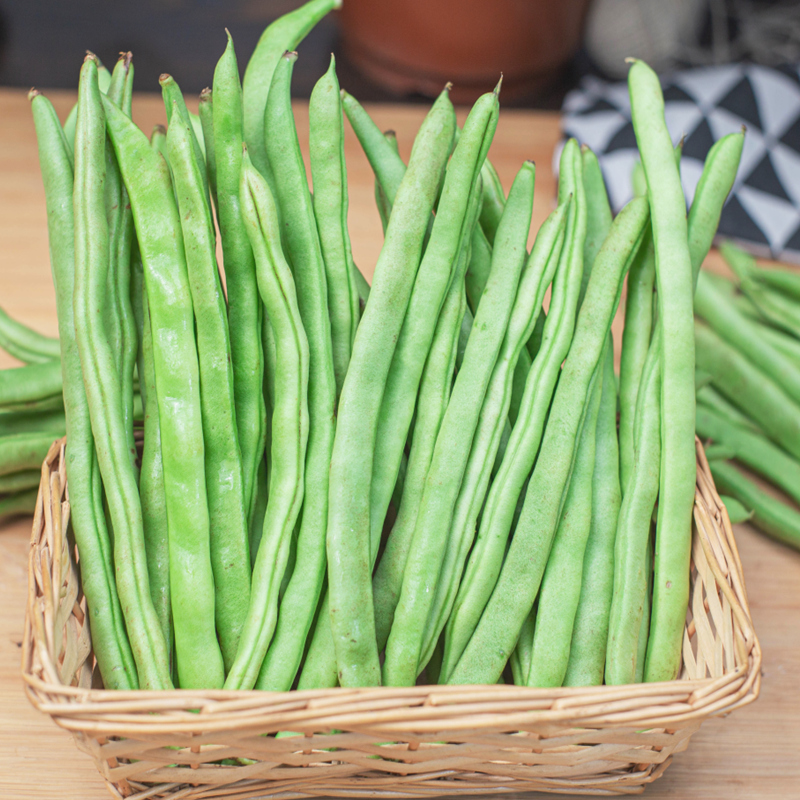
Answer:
(339, 0, 592, 103)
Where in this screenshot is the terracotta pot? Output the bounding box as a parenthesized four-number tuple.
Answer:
(339, 0, 592, 104)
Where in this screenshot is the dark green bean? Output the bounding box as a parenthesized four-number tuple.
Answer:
(0, 488, 39, 521)
(0, 469, 41, 493)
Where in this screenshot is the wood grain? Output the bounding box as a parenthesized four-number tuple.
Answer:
(0, 87, 798, 799)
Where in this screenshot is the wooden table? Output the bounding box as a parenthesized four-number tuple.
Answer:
(0, 86, 798, 799)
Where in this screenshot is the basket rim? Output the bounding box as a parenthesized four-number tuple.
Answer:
(22, 437, 762, 738)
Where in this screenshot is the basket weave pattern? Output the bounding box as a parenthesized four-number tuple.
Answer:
(22, 437, 761, 799)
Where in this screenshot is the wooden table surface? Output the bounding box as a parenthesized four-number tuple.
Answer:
(0, 86, 798, 800)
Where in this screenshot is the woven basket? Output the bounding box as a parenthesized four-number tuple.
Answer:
(23, 436, 761, 799)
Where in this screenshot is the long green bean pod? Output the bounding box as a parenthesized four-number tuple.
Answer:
(697, 384, 760, 433)
(166, 109, 251, 672)
(0, 360, 62, 407)
(242, 0, 341, 178)
(0, 408, 65, 437)
(629, 60, 696, 683)
(441, 140, 586, 681)
(104, 92, 223, 690)
(527, 350, 604, 687)
(369, 86, 499, 574)
(0, 470, 41, 493)
(580, 146, 613, 304)
(0, 432, 59, 476)
(695, 322, 800, 461)
(30, 87, 137, 690)
(213, 33, 266, 522)
(225, 151, 310, 690)
(750, 267, 800, 301)
(309, 55, 361, 400)
(708, 459, 800, 551)
(139, 288, 171, 658)
(74, 58, 172, 690)
(0, 306, 60, 363)
(370, 196, 476, 660)
(420, 197, 568, 674)
(448, 195, 648, 685)
(0, 488, 39, 520)
(564, 344, 621, 686)
(619, 230, 655, 490)
(256, 52, 337, 689)
(384, 161, 535, 687)
(326, 88, 455, 687)
(697, 402, 800, 505)
(479, 158, 505, 245)
(198, 87, 217, 207)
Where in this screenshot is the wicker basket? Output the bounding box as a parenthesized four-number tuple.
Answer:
(22, 436, 761, 800)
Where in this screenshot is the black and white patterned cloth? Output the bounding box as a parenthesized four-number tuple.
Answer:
(560, 63, 800, 263)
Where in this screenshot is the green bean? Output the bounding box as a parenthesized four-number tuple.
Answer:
(441, 140, 586, 681)
(150, 124, 168, 163)
(309, 55, 361, 400)
(254, 52, 337, 690)
(104, 89, 222, 690)
(139, 286, 171, 661)
(635, 534, 653, 682)
(130, 242, 146, 409)
(719, 495, 753, 524)
(564, 344, 621, 686)
(104, 53, 138, 477)
(213, 32, 266, 524)
(159, 74, 208, 200)
(509, 606, 535, 685)
(580, 146, 613, 305)
(696, 405, 800, 505)
(30, 87, 137, 690)
(0, 306, 60, 363)
(695, 271, 800, 405)
(751, 267, 800, 301)
(75, 58, 172, 690)
(0, 408, 65, 437)
(242, 0, 340, 178)
(722, 240, 800, 339)
(619, 229, 655, 490)
(528, 348, 604, 687)
(327, 88, 455, 688)
(420, 195, 568, 675)
(0, 432, 56, 476)
(0, 469, 41, 493)
(198, 87, 217, 207)
(756, 322, 800, 363)
(709, 459, 800, 551)
(697, 385, 759, 433)
(479, 158, 505, 245)
(695, 322, 800, 460)
(370, 202, 473, 659)
(166, 108, 251, 673)
(228, 149, 309, 690)
(0, 488, 39, 521)
(384, 160, 535, 687)
(370, 86, 498, 580)
(448, 195, 648, 686)
(62, 60, 111, 154)
(0, 360, 62, 407)
(605, 329, 661, 685)
(629, 60, 696, 683)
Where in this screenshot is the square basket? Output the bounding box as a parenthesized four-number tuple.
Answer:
(22, 436, 761, 799)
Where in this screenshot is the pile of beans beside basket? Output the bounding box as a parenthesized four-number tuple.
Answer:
(2, 0, 792, 693)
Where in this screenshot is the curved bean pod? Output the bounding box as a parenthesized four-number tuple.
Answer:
(479, 158, 505, 245)
(0, 360, 62, 407)
(227, 150, 310, 691)
(0, 432, 59, 476)
(0, 306, 60, 363)
(0, 469, 41, 493)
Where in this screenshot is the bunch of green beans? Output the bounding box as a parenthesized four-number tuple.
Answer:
(13, 0, 759, 694)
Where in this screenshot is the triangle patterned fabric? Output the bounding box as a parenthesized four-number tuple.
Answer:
(560, 63, 800, 263)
